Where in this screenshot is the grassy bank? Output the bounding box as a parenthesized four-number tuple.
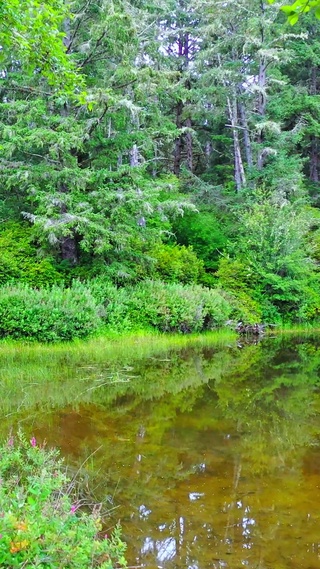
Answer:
(0, 328, 236, 373)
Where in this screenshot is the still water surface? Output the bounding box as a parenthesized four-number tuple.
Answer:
(2, 334, 320, 568)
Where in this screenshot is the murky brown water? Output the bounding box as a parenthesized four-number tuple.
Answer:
(2, 334, 320, 568)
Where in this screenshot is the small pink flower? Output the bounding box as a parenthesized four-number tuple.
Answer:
(7, 436, 14, 447)
(30, 437, 37, 447)
(70, 505, 78, 514)
(104, 534, 108, 540)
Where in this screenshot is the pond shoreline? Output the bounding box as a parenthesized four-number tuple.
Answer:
(0, 322, 319, 352)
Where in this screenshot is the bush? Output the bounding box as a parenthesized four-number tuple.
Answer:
(0, 222, 62, 287)
(0, 282, 102, 342)
(99, 280, 232, 333)
(172, 210, 228, 271)
(150, 243, 204, 284)
(216, 200, 320, 323)
(0, 432, 126, 568)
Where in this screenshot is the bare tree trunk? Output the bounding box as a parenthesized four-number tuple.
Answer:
(227, 95, 246, 191)
(59, 184, 78, 264)
(310, 136, 319, 182)
(238, 101, 253, 168)
(173, 100, 183, 175)
(218, 53, 246, 191)
(61, 236, 78, 264)
(257, 57, 267, 120)
(185, 116, 193, 172)
(309, 66, 319, 182)
(184, 34, 193, 172)
(129, 144, 139, 167)
(205, 141, 212, 165)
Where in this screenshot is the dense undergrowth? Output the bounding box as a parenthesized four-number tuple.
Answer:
(0, 219, 319, 342)
(0, 432, 126, 568)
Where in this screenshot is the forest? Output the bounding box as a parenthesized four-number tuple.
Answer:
(1, 0, 320, 341)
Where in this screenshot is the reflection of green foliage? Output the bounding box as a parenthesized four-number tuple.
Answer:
(2, 334, 320, 568)
(2, 333, 320, 478)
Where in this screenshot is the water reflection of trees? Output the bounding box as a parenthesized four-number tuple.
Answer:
(2, 335, 320, 568)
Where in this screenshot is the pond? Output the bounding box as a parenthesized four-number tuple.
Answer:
(1, 332, 320, 569)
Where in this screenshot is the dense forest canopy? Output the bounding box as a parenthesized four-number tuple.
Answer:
(0, 0, 320, 338)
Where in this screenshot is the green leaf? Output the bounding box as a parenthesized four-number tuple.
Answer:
(288, 13, 299, 24)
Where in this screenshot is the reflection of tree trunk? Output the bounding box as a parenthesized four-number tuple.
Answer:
(223, 457, 242, 553)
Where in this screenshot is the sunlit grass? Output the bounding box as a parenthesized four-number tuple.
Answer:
(0, 328, 236, 364)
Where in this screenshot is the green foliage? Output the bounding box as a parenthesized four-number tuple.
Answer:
(150, 243, 204, 284)
(0, 0, 83, 92)
(0, 282, 102, 342)
(217, 260, 263, 322)
(172, 211, 228, 272)
(217, 198, 320, 322)
(0, 0, 320, 328)
(0, 222, 61, 287)
(0, 431, 126, 568)
(268, 0, 320, 24)
(95, 280, 232, 333)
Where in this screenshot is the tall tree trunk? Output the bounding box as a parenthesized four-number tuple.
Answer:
(218, 54, 246, 190)
(310, 136, 319, 182)
(238, 100, 253, 168)
(256, 55, 267, 168)
(130, 144, 139, 167)
(184, 35, 193, 172)
(173, 99, 183, 176)
(257, 56, 267, 119)
(61, 236, 78, 264)
(256, 3, 267, 172)
(309, 66, 319, 182)
(185, 116, 193, 172)
(59, 184, 78, 264)
(227, 95, 246, 191)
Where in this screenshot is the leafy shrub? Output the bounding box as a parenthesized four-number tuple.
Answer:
(0, 282, 102, 342)
(150, 243, 204, 284)
(100, 280, 232, 333)
(0, 222, 61, 287)
(216, 200, 320, 323)
(172, 210, 228, 271)
(0, 432, 126, 568)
